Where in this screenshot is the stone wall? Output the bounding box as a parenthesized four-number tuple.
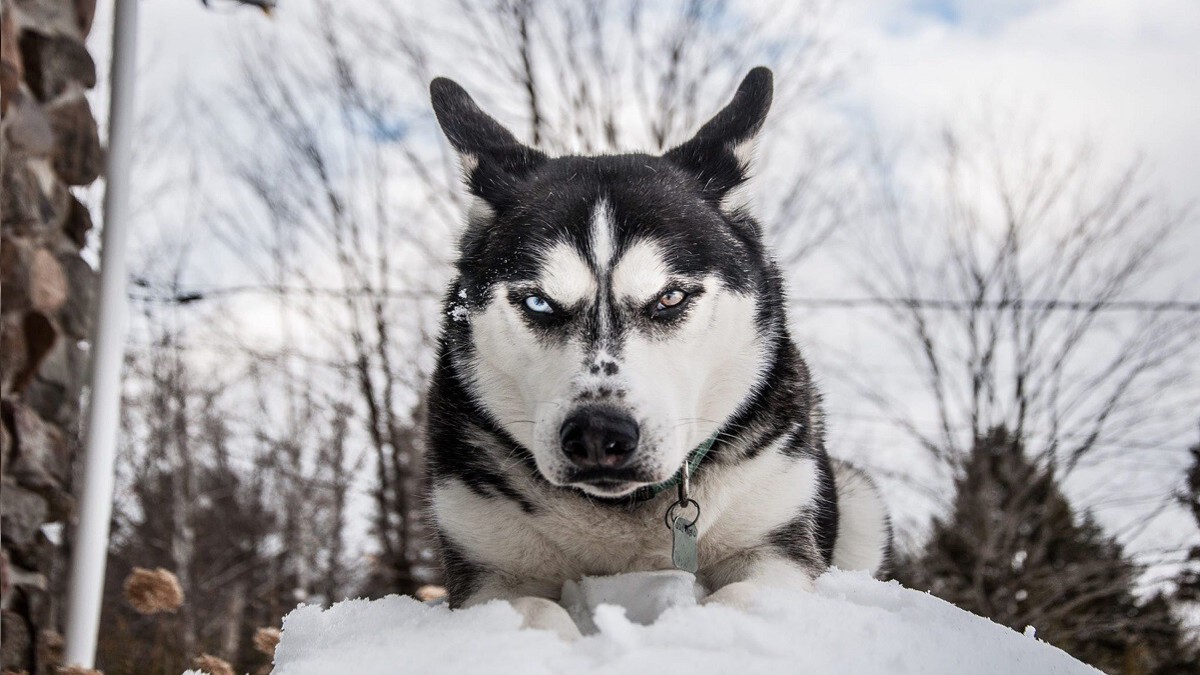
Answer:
(1, 0, 100, 672)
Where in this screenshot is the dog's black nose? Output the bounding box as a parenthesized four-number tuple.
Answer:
(560, 407, 639, 470)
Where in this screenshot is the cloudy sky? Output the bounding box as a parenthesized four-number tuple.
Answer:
(90, 0, 1200, 264)
(84, 0, 1200, 579)
(837, 0, 1199, 208)
(100, 0, 1200, 199)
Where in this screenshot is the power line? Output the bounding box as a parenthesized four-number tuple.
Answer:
(127, 280, 1200, 313)
(789, 297, 1200, 312)
(128, 280, 434, 304)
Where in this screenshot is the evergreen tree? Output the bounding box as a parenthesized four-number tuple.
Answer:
(896, 427, 1196, 674)
(1177, 441, 1200, 603)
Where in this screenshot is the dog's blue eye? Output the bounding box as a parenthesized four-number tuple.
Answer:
(524, 295, 554, 314)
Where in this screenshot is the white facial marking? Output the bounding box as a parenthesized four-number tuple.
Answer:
(538, 243, 596, 307)
(467, 285, 584, 481)
(589, 198, 616, 270)
(465, 233, 768, 498)
(611, 239, 670, 303)
(617, 277, 766, 482)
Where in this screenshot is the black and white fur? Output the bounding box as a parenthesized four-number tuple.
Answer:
(425, 68, 890, 639)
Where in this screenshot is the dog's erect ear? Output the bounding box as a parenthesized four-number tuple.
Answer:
(664, 67, 773, 205)
(430, 77, 547, 208)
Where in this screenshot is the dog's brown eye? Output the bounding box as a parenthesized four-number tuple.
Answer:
(658, 290, 686, 308)
(652, 290, 690, 318)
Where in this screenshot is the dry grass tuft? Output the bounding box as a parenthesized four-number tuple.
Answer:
(122, 567, 184, 614)
(415, 584, 447, 602)
(253, 626, 281, 657)
(192, 654, 234, 675)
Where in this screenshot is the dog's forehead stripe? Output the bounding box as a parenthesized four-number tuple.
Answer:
(589, 198, 616, 271)
(611, 239, 670, 301)
(538, 242, 596, 305)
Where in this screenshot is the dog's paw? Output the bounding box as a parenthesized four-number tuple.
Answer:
(702, 574, 815, 611)
(509, 596, 583, 641)
(700, 581, 761, 610)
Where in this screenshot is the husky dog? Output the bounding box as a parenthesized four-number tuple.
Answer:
(425, 67, 890, 639)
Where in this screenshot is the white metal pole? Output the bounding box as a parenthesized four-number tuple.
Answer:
(64, 0, 139, 667)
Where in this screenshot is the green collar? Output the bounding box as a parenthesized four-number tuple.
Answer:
(636, 433, 719, 500)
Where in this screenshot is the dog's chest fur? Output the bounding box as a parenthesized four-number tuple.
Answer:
(432, 435, 820, 601)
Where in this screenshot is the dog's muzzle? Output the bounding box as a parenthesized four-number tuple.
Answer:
(559, 405, 639, 475)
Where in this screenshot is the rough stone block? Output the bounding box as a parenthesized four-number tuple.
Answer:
(5, 528, 52, 571)
(55, 252, 92, 339)
(7, 401, 69, 488)
(1, 314, 30, 397)
(1, 155, 72, 236)
(0, 549, 10, 601)
(45, 91, 101, 186)
(43, 486, 72, 522)
(1, 418, 11, 476)
(35, 628, 64, 674)
(0, 480, 48, 549)
(6, 311, 58, 394)
(1, 607, 32, 672)
(4, 92, 57, 156)
(1, 151, 44, 230)
(0, 233, 31, 313)
(61, 193, 92, 247)
(75, 0, 95, 36)
(12, 0, 82, 39)
(16, 582, 50, 642)
(0, 0, 21, 115)
(28, 248, 67, 314)
(25, 337, 86, 425)
(18, 31, 96, 100)
(24, 375, 66, 429)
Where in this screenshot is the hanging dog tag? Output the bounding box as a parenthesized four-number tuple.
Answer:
(671, 515, 699, 573)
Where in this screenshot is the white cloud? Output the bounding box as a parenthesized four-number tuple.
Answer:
(836, 0, 1200, 204)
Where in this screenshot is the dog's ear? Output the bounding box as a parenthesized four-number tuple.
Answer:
(430, 77, 547, 209)
(664, 67, 772, 205)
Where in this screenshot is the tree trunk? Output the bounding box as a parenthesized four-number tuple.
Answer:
(220, 579, 248, 660)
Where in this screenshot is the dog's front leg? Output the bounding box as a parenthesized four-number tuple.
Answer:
(463, 578, 582, 641)
(701, 553, 819, 610)
(505, 596, 582, 641)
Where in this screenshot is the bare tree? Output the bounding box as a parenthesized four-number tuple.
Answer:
(184, 2, 451, 594)
(851, 118, 1197, 462)
(842, 113, 1200, 579)
(363, 0, 851, 264)
(101, 240, 363, 672)
(102, 296, 268, 672)
(169, 0, 853, 596)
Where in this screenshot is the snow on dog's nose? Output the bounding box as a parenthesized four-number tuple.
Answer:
(559, 406, 639, 472)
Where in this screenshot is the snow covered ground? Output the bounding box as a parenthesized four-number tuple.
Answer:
(266, 571, 1098, 674)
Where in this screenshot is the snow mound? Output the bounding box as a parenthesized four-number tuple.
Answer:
(271, 571, 1098, 674)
